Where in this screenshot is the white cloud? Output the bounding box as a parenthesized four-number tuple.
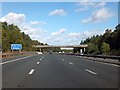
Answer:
(68, 31, 95, 39)
(30, 21, 47, 25)
(19, 24, 48, 42)
(44, 28, 67, 45)
(75, 7, 88, 12)
(49, 9, 66, 16)
(30, 21, 39, 25)
(0, 12, 25, 25)
(78, 0, 95, 2)
(0, 12, 48, 42)
(67, 30, 103, 45)
(0, 12, 106, 46)
(75, 2, 106, 12)
(69, 33, 81, 38)
(95, 2, 106, 8)
(51, 28, 67, 36)
(47, 30, 103, 46)
(81, 31, 95, 39)
(21, 25, 47, 35)
(82, 8, 113, 23)
(44, 36, 65, 46)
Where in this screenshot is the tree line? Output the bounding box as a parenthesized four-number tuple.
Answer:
(80, 24, 120, 56)
(1, 22, 46, 52)
(1, 22, 120, 55)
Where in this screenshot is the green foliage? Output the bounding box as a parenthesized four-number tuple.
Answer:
(1, 22, 46, 52)
(32, 40, 44, 45)
(81, 24, 120, 55)
(0, 23, 2, 51)
(101, 42, 110, 55)
(109, 49, 120, 56)
(49, 47, 61, 52)
(62, 49, 73, 53)
(87, 43, 99, 54)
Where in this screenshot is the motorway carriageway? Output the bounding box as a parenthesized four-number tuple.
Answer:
(1, 53, 119, 88)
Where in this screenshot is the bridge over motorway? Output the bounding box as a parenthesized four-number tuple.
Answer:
(32, 44, 88, 54)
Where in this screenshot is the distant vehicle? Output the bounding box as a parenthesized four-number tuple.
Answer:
(37, 52, 43, 54)
(59, 52, 61, 54)
(50, 50, 52, 54)
(80, 53, 83, 55)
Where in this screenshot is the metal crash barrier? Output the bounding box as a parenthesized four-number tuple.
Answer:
(64, 53, 120, 65)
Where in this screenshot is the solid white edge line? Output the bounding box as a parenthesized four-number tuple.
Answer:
(77, 56, 120, 67)
(85, 69, 97, 75)
(0, 55, 33, 65)
(98, 62, 119, 67)
(28, 69, 35, 75)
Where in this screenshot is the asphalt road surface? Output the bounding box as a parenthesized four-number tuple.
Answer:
(2, 53, 119, 88)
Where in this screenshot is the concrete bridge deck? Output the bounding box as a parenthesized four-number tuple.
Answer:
(32, 44, 88, 48)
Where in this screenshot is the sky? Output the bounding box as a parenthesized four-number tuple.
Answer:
(0, 2, 118, 45)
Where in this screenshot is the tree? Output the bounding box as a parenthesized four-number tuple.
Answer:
(87, 43, 99, 54)
(80, 24, 120, 55)
(1, 22, 48, 52)
(101, 42, 110, 55)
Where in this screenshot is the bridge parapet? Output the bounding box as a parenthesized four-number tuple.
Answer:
(32, 44, 88, 48)
(32, 44, 88, 54)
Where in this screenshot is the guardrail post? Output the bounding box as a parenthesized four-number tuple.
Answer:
(104, 57, 105, 60)
(118, 59, 120, 65)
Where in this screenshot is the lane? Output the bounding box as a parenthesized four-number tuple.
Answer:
(2, 54, 44, 88)
(22, 53, 92, 88)
(23, 53, 118, 88)
(2, 53, 119, 88)
(55, 54, 118, 87)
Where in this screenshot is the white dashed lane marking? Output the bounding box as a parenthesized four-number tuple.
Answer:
(28, 69, 35, 75)
(40, 59, 42, 60)
(68, 62, 73, 65)
(37, 62, 40, 64)
(85, 69, 97, 75)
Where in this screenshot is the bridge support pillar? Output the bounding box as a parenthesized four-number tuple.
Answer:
(80, 49, 83, 55)
(83, 48, 86, 53)
(80, 48, 86, 55)
(40, 48, 42, 52)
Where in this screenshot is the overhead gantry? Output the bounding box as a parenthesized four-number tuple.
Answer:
(32, 44, 88, 54)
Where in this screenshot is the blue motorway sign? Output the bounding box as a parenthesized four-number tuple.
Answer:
(11, 44, 22, 50)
